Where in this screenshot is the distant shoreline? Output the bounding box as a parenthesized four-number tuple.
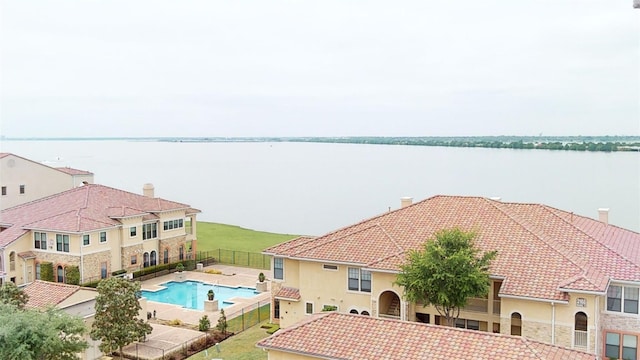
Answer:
(2, 136, 640, 152)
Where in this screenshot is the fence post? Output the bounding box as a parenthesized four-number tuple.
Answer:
(248, 251, 250, 267)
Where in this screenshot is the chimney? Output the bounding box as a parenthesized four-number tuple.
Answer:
(143, 183, 155, 198)
(400, 197, 413, 208)
(598, 208, 609, 225)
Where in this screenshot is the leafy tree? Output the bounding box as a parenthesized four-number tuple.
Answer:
(0, 282, 29, 309)
(0, 303, 88, 359)
(90, 277, 152, 359)
(216, 308, 228, 336)
(395, 228, 496, 327)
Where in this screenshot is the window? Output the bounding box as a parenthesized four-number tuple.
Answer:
(606, 333, 638, 360)
(1, 186, 6, 195)
(56, 234, 69, 252)
(19, 185, 25, 194)
(35, 263, 41, 280)
(323, 264, 338, 271)
(83, 234, 90, 246)
(608, 285, 639, 315)
(348, 268, 371, 292)
(179, 246, 184, 261)
(274, 258, 284, 280)
(511, 312, 522, 336)
(163, 248, 169, 264)
(150, 250, 157, 266)
(143, 252, 149, 268)
(9, 252, 15, 271)
(34, 232, 47, 249)
(131, 255, 137, 265)
(305, 302, 314, 314)
(130, 227, 137, 237)
(349, 309, 359, 314)
(100, 231, 107, 243)
(57, 265, 64, 283)
(455, 318, 480, 330)
(274, 300, 280, 319)
(143, 223, 157, 240)
(163, 219, 184, 231)
(574, 312, 588, 347)
(100, 262, 107, 279)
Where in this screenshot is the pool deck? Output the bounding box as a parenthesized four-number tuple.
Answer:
(142, 264, 272, 326)
(118, 265, 272, 359)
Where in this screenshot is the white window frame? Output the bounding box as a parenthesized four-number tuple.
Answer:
(347, 267, 372, 293)
(130, 226, 137, 237)
(607, 284, 639, 316)
(274, 257, 284, 280)
(83, 234, 90, 246)
(99, 231, 107, 243)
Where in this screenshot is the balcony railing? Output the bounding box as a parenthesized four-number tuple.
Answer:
(493, 300, 501, 315)
(574, 330, 588, 348)
(465, 298, 488, 313)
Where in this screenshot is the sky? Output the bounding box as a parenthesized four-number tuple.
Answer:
(0, 0, 638, 138)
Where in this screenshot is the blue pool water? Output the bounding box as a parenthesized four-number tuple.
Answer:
(141, 281, 259, 310)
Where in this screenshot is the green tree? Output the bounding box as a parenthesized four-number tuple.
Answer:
(65, 265, 80, 285)
(395, 228, 497, 327)
(0, 303, 88, 359)
(0, 282, 29, 309)
(90, 277, 152, 359)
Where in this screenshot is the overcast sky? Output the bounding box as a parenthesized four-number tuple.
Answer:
(1, 0, 638, 137)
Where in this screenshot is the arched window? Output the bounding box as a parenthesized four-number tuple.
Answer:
(143, 252, 149, 268)
(150, 250, 157, 266)
(349, 309, 359, 314)
(511, 312, 522, 336)
(574, 312, 588, 347)
(361, 310, 370, 316)
(9, 252, 15, 271)
(57, 265, 64, 283)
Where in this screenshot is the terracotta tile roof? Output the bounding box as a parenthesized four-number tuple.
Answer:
(55, 167, 93, 175)
(257, 312, 595, 360)
(274, 286, 301, 301)
(0, 184, 196, 247)
(23, 280, 81, 309)
(17, 251, 36, 259)
(264, 195, 640, 301)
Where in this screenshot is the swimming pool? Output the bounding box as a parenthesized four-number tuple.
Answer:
(141, 281, 259, 310)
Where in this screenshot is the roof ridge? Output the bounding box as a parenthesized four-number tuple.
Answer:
(375, 223, 406, 253)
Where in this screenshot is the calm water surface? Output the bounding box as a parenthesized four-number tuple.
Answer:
(141, 281, 258, 310)
(0, 140, 638, 235)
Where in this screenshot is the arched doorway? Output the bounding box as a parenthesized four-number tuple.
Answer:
(150, 251, 157, 266)
(378, 290, 401, 319)
(143, 252, 150, 268)
(574, 312, 588, 348)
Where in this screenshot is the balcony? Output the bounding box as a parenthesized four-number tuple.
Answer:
(465, 298, 488, 313)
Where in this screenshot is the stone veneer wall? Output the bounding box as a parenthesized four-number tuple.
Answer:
(83, 251, 112, 281)
(159, 235, 186, 260)
(601, 312, 640, 332)
(500, 316, 595, 354)
(121, 244, 143, 271)
(35, 252, 80, 267)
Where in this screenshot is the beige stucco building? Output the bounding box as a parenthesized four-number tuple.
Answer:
(264, 196, 640, 360)
(0, 153, 94, 210)
(0, 183, 200, 286)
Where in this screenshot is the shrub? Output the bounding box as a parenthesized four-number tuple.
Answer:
(81, 279, 101, 288)
(111, 269, 127, 276)
(40, 262, 54, 282)
(65, 265, 80, 285)
(168, 319, 183, 326)
(199, 315, 210, 332)
(216, 309, 228, 335)
(175, 263, 185, 272)
(322, 305, 337, 312)
(204, 269, 222, 275)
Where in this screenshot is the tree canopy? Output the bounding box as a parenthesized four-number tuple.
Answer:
(90, 277, 152, 358)
(0, 303, 88, 359)
(395, 227, 497, 327)
(0, 282, 29, 309)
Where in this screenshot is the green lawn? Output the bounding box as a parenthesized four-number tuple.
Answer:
(187, 321, 271, 360)
(196, 222, 298, 253)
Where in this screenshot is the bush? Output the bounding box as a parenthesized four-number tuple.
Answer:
(81, 279, 101, 288)
(65, 266, 80, 285)
(204, 269, 222, 275)
(322, 305, 337, 312)
(199, 315, 210, 332)
(168, 319, 183, 326)
(40, 262, 54, 282)
(111, 269, 127, 276)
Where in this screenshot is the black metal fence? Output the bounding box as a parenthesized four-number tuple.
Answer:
(196, 249, 270, 270)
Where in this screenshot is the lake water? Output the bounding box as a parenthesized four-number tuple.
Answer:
(0, 140, 638, 235)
